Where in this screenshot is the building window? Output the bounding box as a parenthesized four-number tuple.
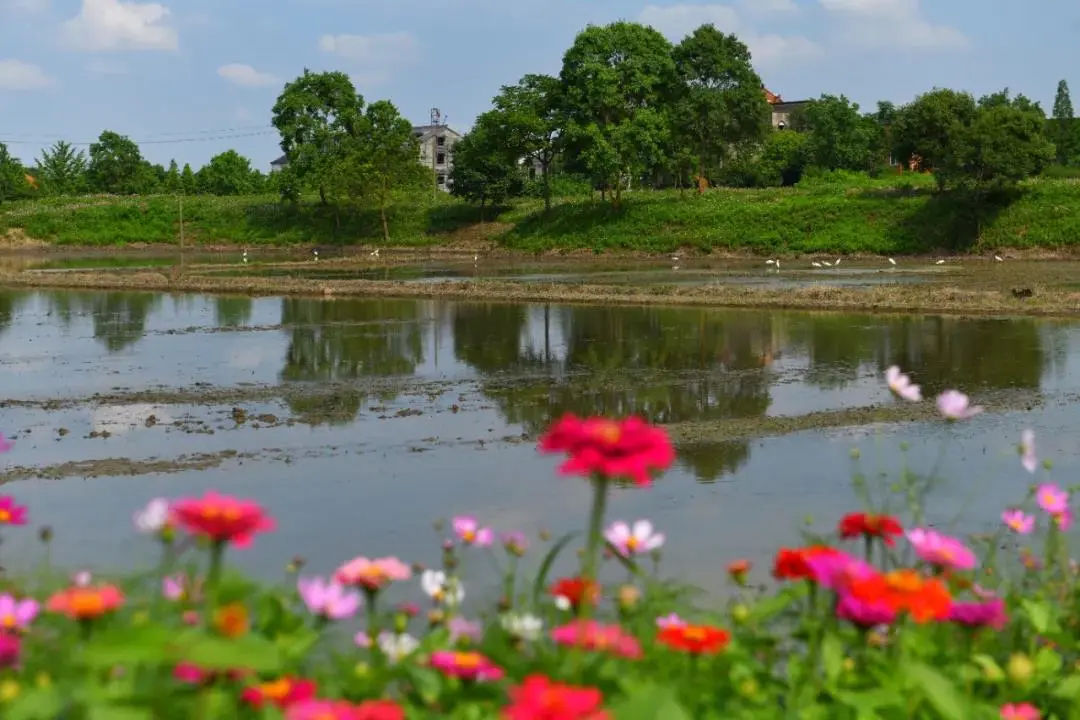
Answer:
(436, 136, 446, 147)
(437, 175, 445, 185)
(437, 152, 446, 165)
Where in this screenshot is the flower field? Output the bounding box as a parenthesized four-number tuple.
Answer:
(0, 370, 1074, 719)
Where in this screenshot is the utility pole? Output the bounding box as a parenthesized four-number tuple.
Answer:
(178, 195, 185, 269)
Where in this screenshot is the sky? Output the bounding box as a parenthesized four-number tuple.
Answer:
(1, 0, 1078, 171)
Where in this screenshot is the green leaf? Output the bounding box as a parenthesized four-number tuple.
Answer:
(905, 662, 965, 720)
(612, 684, 691, 720)
(749, 585, 805, 623)
(88, 706, 153, 720)
(1021, 599, 1055, 634)
(832, 687, 903, 715)
(1052, 674, 1080, 699)
(82, 625, 175, 667)
(1035, 647, 1063, 676)
(6, 689, 63, 720)
(531, 531, 579, 605)
(970, 654, 1004, 683)
(403, 664, 442, 705)
(822, 633, 843, 684)
(174, 631, 282, 673)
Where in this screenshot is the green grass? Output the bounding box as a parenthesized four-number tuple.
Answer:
(4, 174, 1080, 254)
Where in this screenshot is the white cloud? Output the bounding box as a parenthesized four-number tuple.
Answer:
(62, 0, 178, 52)
(218, 63, 279, 88)
(0, 59, 54, 90)
(639, 4, 741, 39)
(318, 32, 420, 86)
(819, 0, 968, 49)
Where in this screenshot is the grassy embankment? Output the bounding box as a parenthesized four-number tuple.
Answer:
(2, 173, 1080, 254)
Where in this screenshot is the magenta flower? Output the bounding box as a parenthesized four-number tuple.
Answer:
(448, 616, 482, 643)
(949, 598, 1007, 630)
(1002, 509, 1035, 535)
(1020, 430, 1037, 474)
(655, 613, 686, 629)
(501, 531, 528, 556)
(1000, 702, 1041, 720)
(836, 593, 896, 627)
(1037, 484, 1068, 515)
(804, 549, 875, 589)
(604, 520, 664, 557)
(936, 390, 983, 420)
(451, 516, 494, 547)
(0, 497, 27, 526)
(0, 633, 20, 669)
(906, 528, 977, 570)
(0, 434, 12, 454)
(0, 595, 38, 632)
(430, 650, 504, 681)
(298, 577, 361, 621)
(162, 575, 184, 602)
(1053, 509, 1073, 532)
(885, 366, 922, 402)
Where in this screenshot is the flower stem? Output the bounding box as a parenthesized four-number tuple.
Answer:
(206, 541, 225, 598)
(582, 476, 610, 582)
(365, 588, 379, 646)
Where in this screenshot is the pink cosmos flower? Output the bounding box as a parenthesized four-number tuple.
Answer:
(163, 575, 184, 601)
(133, 498, 171, 535)
(0, 594, 38, 632)
(451, 516, 494, 547)
(448, 616, 482, 643)
(604, 520, 664, 557)
(906, 528, 977, 570)
(936, 390, 983, 421)
(1053, 509, 1073, 532)
(429, 650, 504, 681)
(1020, 430, 1037, 474)
(836, 593, 896, 627)
(0, 633, 19, 669)
(0, 496, 27, 526)
(1002, 509, 1035, 535)
(501, 531, 529, 556)
(949, 598, 1007, 630)
(297, 577, 361, 621)
(1000, 702, 1041, 720)
(655, 613, 686, 629)
(334, 556, 411, 591)
(551, 620, 642, 659)
(0, 434, 12, 454)
(72, 570, 92, 587)
(1037, 484, 1068, 515)
(885, 366, 922, 402)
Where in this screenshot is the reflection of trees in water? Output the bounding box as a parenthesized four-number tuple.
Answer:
(0, 290, 30, 340)
(677, 442, 751, 484)
(215, 297, 253, 328)
(279, 298, 425, 424)
(45, 291, 160, 352)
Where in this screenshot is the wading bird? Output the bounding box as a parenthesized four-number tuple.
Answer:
(811, 261, 822, 268)
(888, 258, 897, 266)
(834, 258, 841, 266)
(822, 260, 833, 267)
(313, 249, 319, 262)
(994, 255, 1004, 262)
(936, 259, 945, 265)
(370, 248, 380, 258)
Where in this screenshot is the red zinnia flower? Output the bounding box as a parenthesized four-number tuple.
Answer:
(846, 569, 951, 623)
(241, 677, 317, 709)
(504, 674, 610, 720)
(549, 577, 600, 610)
(656, 624, 730, 654)
(838, 513, 903, 546)
(539, 414, 674, 487)
(773, 546, 839, 580)
(46, 583, 124, 620)
(171, 491, 275, 548)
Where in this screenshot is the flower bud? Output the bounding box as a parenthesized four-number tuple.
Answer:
(731, 604, 750, 624)
(1007, 653, 1034, 686)
(617, 585, 640, 611)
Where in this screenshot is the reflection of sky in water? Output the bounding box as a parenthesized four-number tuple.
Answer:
(0, 288, 1079, 588)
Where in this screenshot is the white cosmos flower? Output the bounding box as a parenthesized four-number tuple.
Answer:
(500, 612, 543, 641)
(377, 632, 419, 662)
(420, 569, 465, 606)
(604, 519, 665, 557)
(133, 498, 170, 534)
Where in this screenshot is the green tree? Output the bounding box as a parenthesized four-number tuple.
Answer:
(0, 143, 31, 205)
(1052, 79, 1074, 164)
(196, 150, 257, 195)
(559, 22, 676, 207)
(353, 100, 420, 243)
(36, 141, 87, 195)
(671, 25, 769, 189)
(794, 94, 875, 171)
(180, 163, 196, 194)
(755, 130, 808, 186)
(450, 112, 522, 210)
(271, 70, 364, 206)
(892, 89, 977, 187)
(164, 160, 181, 193)
(87, 131, 144, 194)
(492, 74, 563, 211)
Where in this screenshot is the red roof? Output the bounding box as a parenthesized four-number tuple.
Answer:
(763, 87, 782, 104)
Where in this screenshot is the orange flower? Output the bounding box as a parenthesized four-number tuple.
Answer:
(549, 577, 600, 611)
(213, 603, 250, 638)
(656, 624, 730, 654)
(727, 559, 751, 586)
(46, 584, 124, 620)
(241, 677, 317, 709)
(847, 569, 951, 623)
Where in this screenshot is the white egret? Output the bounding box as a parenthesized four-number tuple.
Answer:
(888, 258, 897, 266)
(811, 261, 822, 268)
(936, 259, 946, 265)
(822, 260, 833, 267)
(994, 255, 1004, 262)
(370, 248, 380, 258)
(834, 258, 841, 266)
(313, 249, 319, 262)
(765, 259, 776, 266)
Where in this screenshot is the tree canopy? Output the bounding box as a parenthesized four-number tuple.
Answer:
(88, 131, 144, 194)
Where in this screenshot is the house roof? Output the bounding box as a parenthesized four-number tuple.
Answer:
(271, 154, 288, 166)
(771, 100, 810, 113)
(412, 125, 462, 139)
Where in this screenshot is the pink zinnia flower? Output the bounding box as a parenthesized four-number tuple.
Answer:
(334, 556, 411, 591)
(906, 528, 977, 570)
(297, 577, 361, 621)
(0, 434, 12, 454)
(171, 491, 274, 548)
(604, 520, 664, 557)
(551, 620, 642, 659)
(1020, 430, 1037, 474)
(655, 613, 686, 629)
(1002, 509, 1035, 535)
(937, 390, 983, 421)
(0, 594, 38, 632)
(0, 633, 20, 669)
(429, 650, 504, 681)
(1000, 702, 1041, 720)
(885, 366, 922, 402)
(451, 516, 494, 547)
(836, 593, 896, 627)
(286, 699, 404, 720)
(949, 598, 1007, 630)
(804, 549, 875, 590)
(1036, 483, 1068, 515)
(0, 496, 27, 526)
(539, 414, 675, 487)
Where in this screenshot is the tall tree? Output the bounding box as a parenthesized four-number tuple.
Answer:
(37, 141, 87, 195)
(197, 150, 257, 195)
(560, 22, 676, 207)
(450, 113, 522, 210)
(271, 70, 365, 205)
(892, 88, 977, 188)
(179, 163, 196, 194)
(352, 100, 419, 243)
(793, 94, 876, 172)
(87, 131, 143, 194)
(671, 25, 769, 191)
(492, 74, 563, 211)
(1053, 79, 1074, 164)
(0, 143, 30, 205)
(164, 160, 181, 193)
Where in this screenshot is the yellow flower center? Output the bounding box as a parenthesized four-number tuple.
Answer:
(683, 626, 707, 642)
(593, 422, 621, 444)
(463, 530, 476, 542)
(260, 678, 292, 701)
(0, 510, 10, 523)
(626, 537, 639, 551)
(0, 614, 14, 629)
(885, 570, 921, 593)
(453, 652, 482, 669)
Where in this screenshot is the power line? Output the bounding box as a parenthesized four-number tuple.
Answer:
(0, 124, 274, 140)
(0, 129, 278, 146)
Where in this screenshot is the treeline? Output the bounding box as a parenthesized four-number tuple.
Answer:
(0, 132, 273, 203)
(450, 20, 1064, 208)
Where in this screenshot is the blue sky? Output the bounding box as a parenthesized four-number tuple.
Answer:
(1, 0, 1078, 171)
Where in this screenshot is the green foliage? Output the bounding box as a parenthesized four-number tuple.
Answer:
(196, 150, 259, 196)
(36, 141, 87, 195)
(450, 113, 523, 208)
(794, 94, 877, 172)
(0, 143, 33, 205)
(350, 99, 421, 241)
(88, 131, 144, 194)
(892, 89, 977, 184)
(491, 74, 563, 210)
(755, 131, 809, 186)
